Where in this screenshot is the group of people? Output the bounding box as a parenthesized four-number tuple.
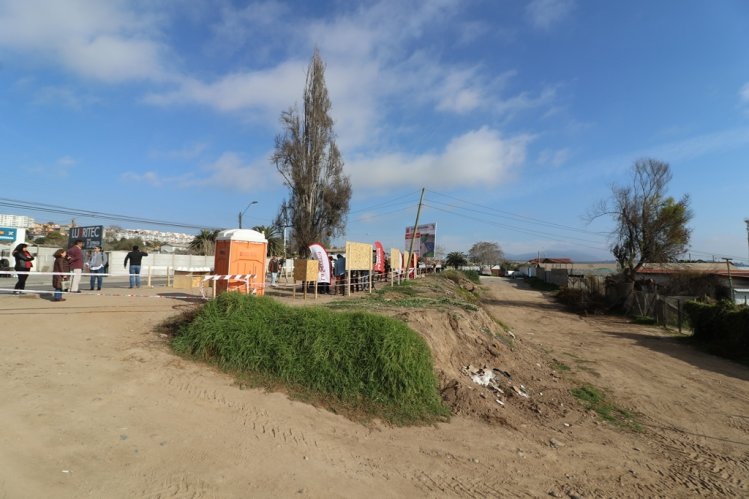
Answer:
(264, 253, 388, 296)
(11, 242, 148, 300)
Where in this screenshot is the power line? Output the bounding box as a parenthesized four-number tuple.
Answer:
(427, 189, 609, 237)
(348, 191, 422, 214)
(0, 198, 220, 231)
(423, 203, 610, 253)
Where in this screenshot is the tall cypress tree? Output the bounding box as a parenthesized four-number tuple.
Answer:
(272, 49, 352, 257)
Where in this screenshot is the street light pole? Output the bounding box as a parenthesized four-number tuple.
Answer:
(238, 201, 258, 229)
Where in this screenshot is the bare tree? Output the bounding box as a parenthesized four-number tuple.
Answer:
(468, 241, 505, 266)
(592, 158, 692, 281)
(272, 49, 352, 257)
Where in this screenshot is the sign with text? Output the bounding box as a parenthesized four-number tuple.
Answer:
(0, 227, 17, 242)
(68, 225, 104, 250)
(404, 222, 436, 258)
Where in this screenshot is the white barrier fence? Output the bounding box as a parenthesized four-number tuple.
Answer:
(1, 248, 214, 276)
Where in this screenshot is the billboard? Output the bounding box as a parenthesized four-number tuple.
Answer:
(0, 227, 17, 242)
(404, 223, 436, 258)
(68, 225, 104, 250)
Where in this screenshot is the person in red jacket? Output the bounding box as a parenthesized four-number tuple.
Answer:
(66, 239, 84, 293)
(12, 243, 34, 294)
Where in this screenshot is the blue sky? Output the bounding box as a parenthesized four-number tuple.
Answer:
(1, 0, 748, 262)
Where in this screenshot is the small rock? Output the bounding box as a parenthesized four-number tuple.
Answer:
(549, 438, 565, 448)
(633, 447, 641, 452)
(548, 491, 561, 498)
(303, 456, 309, 461)
(473, 458, 479, 464)
(563, 423, 571, 427)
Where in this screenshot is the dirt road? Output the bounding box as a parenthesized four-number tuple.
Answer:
(0, 279, 747, 497)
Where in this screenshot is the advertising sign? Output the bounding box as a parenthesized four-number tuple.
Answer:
(0, 227, 17, 242)
(68, 225, 104, 250)
(373, 241, 385, 273)
(308, 243, 331, 283)
(404, 223, 436, 258)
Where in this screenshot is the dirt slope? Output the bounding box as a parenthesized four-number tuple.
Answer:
(0, 277, 747, 497)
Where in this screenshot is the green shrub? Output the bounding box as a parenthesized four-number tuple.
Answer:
(683, 300, 749, 360)
(442, 269, 479, 285)
(172, 293, 449, 424)
(462, 269, 481, 284)
(570, 384, 641, 431)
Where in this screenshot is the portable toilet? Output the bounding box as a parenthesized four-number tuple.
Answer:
(214, 229, 267, 296)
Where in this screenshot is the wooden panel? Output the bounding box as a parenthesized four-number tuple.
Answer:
(345, 241, 372, 271)
(293, 259, 319, 281)
(390, 248, 402, 270)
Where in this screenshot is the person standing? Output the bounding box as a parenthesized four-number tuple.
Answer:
(269, 256, 279, 287)
(52, 249, 68, 301)
(66, 239, 85, 293)
(86, 246, 108, 291)
(334, 253, 346, 295)
(12, 243, 34, 294)
(124, 245, 148, 288)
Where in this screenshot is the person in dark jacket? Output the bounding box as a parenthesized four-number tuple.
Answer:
(124, 245, 148, 288)
(52, 248, 69, 301)
(66, 239, 84, 293)
(12, 243, 34, 294)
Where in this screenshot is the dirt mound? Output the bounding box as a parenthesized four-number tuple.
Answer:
(371, 275, 578, 427)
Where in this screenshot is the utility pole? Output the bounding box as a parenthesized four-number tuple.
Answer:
(405, 188, 425, 280)
(722, 257, 734, 303)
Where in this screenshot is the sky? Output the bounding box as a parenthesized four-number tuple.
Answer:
(1, 0, 748, 262)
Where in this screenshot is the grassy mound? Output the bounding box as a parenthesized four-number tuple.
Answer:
(172, 292, 449, 424)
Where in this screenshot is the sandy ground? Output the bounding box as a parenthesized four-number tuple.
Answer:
(0, 278, 747, 498)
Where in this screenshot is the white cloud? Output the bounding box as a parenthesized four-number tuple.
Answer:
(740, 82, 749, 103)
(526, 0, 575, 31)
(141, 0, 555, 149)
(496, 85, 558, 116)
(122, 152, 276, 192)
(149, 143, 208, 161)
(142, 60, 306, 118)
(121, 170, 168, 187)
(57, 156, 77, 166)
(0, 0, 169, 82)
(537, 148, 570, 167)
(190, 152, 273, 191)
(348, 127, 531, 189)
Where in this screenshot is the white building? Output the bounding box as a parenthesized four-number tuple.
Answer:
(110, 228, 194, 247)
(0, 214, 34, 228)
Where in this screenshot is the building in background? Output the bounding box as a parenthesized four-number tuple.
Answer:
(0, 214, 34, 228)
(109, 228, 194, 249)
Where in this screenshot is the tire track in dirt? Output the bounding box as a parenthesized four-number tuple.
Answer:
(647, 430, 749, 495)
(162, 374, 317, 450)
(137, 473, 211, 499)
(161, 370, 516, 497)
